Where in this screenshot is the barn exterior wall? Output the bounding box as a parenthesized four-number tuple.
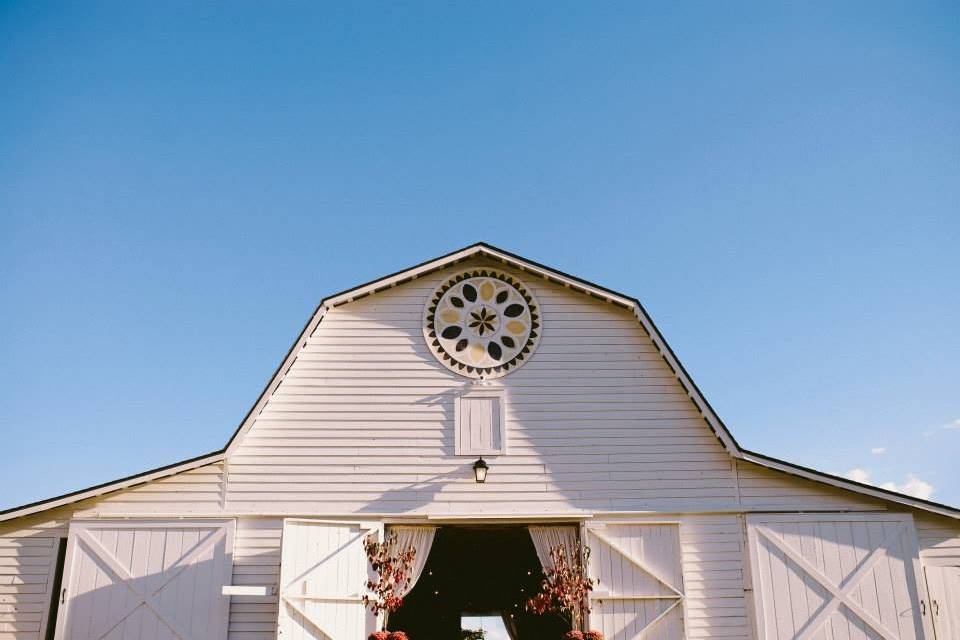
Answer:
(677, 515, 751, 640)
(2, 252, 958, 640)
(225, 260, 739, 516)
(0, 512, 69, 639)
(79, 462, 226, 516)
(913, 512, 960, 565)
(227, 518, 282, 640)
(733, 460, 890, 512)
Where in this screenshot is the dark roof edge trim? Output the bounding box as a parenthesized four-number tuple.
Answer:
(0, 451, 224, 522)
(738, 449, 960, 519)
(3, 242, 957, 522)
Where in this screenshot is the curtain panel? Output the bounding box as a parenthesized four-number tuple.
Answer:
(528, 525, 579, 572)
(385, 525, 437, 598)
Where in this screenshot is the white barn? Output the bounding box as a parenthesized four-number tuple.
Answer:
(2, 243, 958, 640)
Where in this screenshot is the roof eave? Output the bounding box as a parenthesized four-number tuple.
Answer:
(2, 241, 956, 523)
(0, 451, 224, 523)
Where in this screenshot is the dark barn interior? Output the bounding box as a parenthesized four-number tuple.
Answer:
(388, 526, 569, 639)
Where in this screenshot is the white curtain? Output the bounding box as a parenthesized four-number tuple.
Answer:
(501, 613, 520, 640)
(385, 525, 437, 598)
(528, 526, 579, 573)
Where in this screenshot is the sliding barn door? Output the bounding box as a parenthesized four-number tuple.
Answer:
(747, 514, 927, 640)
(586, 522, 686, 640)
(276, 519, 381, 640)
(55, 519, 234, 640)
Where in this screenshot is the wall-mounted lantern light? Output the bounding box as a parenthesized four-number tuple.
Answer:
(473, 457, 489, 483)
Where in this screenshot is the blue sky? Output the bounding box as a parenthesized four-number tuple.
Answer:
(1, 2, 957, 510)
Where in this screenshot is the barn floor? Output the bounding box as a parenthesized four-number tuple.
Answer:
(389, 525, 569, 639)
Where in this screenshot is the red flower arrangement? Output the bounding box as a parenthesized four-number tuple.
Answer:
(388, 633, 409, 640)
(362, 533, 417, 626)
(368, 634, 390, 640)
(526, 543, 597, 630)
(560, 630, 604, 640)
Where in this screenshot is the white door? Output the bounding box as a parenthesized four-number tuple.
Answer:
(925, 566, 960, 640)
(585, 522, 686, 640)
(747, 513, 927, 640)
(55, 519, 234, 640)
(276, 519, 381, 640)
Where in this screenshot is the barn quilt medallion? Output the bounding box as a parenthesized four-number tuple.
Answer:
(423, 271, 541, 378)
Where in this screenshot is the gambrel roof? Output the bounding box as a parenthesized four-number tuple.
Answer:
(3, 242, 958, 521)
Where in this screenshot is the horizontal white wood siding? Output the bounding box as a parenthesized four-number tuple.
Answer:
(228, 518, 282, 640)
(914, 512, 960, 566)
(679, 515, 751, 640)
(226, 260, 737, 515)
(0, 516, 67, 640)
(735, 461, 888, 512)
(85, 462, 226, 515)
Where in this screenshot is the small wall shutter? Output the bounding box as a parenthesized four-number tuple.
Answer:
(455, 390, 505, 456)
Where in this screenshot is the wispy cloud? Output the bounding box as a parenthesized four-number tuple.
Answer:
(923, 418, 960, 437)
(843, 468, 935, 500)
(870, 447, 887, 455)
(880, 476, 934, 500)
(845, 468, 873, 484)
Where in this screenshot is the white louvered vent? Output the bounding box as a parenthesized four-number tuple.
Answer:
(455, 390, 506, 456)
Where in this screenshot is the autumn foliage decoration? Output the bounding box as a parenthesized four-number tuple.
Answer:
(362, 533, 417, 623)
(368, 633, 409, 640)
(563, 632, 605, 640)
(526, 543, 597, 630)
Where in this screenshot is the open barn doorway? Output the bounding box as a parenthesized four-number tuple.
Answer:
(389, 525, 570, 640)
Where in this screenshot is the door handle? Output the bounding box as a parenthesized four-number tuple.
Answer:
(920, 600, 926, 615)
(61, 587, 66, 604)
(933, 600, 939, 616)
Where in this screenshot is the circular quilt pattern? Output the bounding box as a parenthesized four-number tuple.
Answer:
(423, 271, 541, 378)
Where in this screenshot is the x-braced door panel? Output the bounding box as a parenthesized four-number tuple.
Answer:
(55, 519, 234, 640)
(586, 522, 686, 640)
(747, 514, 927, 640)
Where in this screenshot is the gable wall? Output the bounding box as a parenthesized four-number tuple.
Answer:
(225, 259, 738, 515)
